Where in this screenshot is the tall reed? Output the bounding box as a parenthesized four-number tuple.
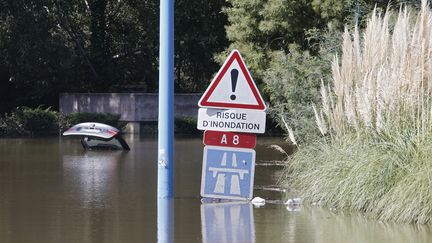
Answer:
(316, 0, 432, 139)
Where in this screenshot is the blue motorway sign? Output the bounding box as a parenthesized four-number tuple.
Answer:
(201, 202, 255, 243)
(201, 146, 255, 200)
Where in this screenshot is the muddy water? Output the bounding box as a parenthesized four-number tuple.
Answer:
(0, 136, 430, 243)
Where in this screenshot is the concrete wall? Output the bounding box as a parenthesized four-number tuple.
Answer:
(59, 93, 201, 122)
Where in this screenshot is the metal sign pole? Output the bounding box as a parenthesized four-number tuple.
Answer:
(158, 0, 174, 198)
(158, 0, 174, 242)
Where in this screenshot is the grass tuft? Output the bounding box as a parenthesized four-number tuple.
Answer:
(286, 130, 432, 224)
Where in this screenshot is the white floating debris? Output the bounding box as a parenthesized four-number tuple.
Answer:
(251, 197, 266, 207)
(285, 198, 303, 206)
(286, 205, 301, 212)
(285, 198, 302, 212)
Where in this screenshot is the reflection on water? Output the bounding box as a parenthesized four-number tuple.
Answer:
(201, 202, 255, 243)
(298, 207, 432, 243)
(0, 136, 431, 243)
(157, 198, 174, 243)
(63, 152, 125, 209)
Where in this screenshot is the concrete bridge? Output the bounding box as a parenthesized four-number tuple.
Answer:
(59, 93, 201, 133)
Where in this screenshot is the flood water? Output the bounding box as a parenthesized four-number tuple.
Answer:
(0, 136, 431, 243)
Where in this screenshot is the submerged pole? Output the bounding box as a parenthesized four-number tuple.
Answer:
(158, 0, 174, 198)
(157, 0, 174, 241)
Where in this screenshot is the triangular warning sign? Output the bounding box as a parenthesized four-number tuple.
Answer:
(198, 50, 266, 110)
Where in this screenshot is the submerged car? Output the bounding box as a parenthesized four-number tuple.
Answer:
(63, 122, 130, 150)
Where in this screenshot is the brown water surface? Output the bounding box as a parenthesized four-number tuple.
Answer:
(0, 136, 430, 243)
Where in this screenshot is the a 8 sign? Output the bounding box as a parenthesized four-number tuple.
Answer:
(203, 130, 256, 149)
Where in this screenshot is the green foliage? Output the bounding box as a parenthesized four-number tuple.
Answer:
(220, 0, 323, 81)
(174, 0, 229, 92)
(311, 0, 369, 27)
(220, 0, 384, 80)
(264, 27, 341, 143)
(0, 0, 77, 111)
(0, 0, 228, 112)
(0, 111, 27, 136)
(174, 116, 200, 136)
(64, 112, 124, 130)
(0, 107, 60, 136)
(17, 107, 60, 134)
(264, 46, 324, 143)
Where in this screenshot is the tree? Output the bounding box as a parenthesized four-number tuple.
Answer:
(220, 0, 323, 81)
(0, 0, 153, 111)
(174, 0, 229, 92)
(0, 0, 76, 111)
(0, 0, 230, 112)
(221, 0, 418, 82)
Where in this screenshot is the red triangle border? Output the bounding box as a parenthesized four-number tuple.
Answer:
(199, 50, 266, 110)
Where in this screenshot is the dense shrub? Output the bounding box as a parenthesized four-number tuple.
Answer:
(174, 116, 200, 136)
(0, 109, 127, 136)
(0, 106, 60, 136)
(263, 30, 341, 143)
(0, 111, 26, 136)
(264, 46, 324, 143)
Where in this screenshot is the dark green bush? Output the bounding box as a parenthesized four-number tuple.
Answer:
(0, 109, 127, 137)
(0, 112, 25, 136)
(264, 46, 325, 143)
(174, 116, 200, 136)
(263, 28, 341, 143)
(0, 106, 60, 136)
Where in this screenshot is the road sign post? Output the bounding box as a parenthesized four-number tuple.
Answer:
(198, 49, 266, 201)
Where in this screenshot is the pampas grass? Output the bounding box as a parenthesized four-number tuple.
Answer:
(286, 0, 432, 224)
(281, 115, 298, 145)
(319, 0, 432, 137)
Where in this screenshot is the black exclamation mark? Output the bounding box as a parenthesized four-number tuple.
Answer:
(230, 69, 238, 100)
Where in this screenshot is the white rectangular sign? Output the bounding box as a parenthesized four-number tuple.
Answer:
(197, 108, 266, 134)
